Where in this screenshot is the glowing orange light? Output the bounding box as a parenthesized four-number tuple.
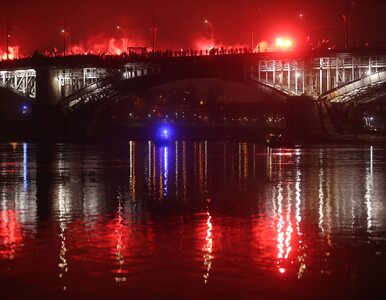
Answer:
(275, 37, 293, 50)
(275, 38, 284, 48)
(284, 39, 292, 48)
(0, 46, 19, 60)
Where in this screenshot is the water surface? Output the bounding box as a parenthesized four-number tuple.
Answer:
(1, 142, 386, 299)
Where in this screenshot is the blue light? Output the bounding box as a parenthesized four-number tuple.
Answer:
(21, 104, 29, 115)
(157, 125, 172, 141)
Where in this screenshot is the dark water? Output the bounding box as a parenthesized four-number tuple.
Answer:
(1, 142, 386, 300)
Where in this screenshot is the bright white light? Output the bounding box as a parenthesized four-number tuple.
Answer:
(284, 39, 292, 48)
(275, 37, 293, 50)
(276, 38, 284, 47)
(296, 72, 301, 78)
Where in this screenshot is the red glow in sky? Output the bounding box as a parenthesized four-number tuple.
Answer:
(0, 46, 20, 60)
(1, 0, 386, 56)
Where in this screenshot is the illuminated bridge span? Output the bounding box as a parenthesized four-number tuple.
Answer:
(0, 69, 36, 98)
(1, 49, 386, 110)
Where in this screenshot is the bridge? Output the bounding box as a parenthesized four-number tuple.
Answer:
(1, 49, 386, 134)
(1, 49, 386, 106)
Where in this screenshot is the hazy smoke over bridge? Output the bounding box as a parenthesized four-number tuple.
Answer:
(1, 0, 386, 57)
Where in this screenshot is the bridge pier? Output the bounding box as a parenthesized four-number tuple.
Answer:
(36, 66, 62, 106)
(30, 66, 65, 140)
(285, 96, 321, 139)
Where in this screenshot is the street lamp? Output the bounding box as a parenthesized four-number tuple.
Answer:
(204, 20, 214, 49)
(7, 34, 19, 59)
(250, 8, 262, 53)
(116, 25, 128, 53)
(298, 12, 310, 49)
(61, 28, 67, 56)
(343, 1, 355, 49)
(5, 21, 10, 60)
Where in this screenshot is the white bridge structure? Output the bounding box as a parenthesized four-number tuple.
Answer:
(0, 50, 386, 108)
(0, 69, 37, 98)
(254, 54, 386, 102)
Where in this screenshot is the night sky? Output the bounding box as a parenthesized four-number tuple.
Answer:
(1, 0, 386, 55)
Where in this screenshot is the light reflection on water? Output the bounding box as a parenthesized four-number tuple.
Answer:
(0, 142, 386, 299)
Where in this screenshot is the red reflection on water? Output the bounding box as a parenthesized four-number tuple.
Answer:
(110, 203, 128, 283)
(271, 162, 306, 278)
(0, 210, 22, 260)
(203, 211, 213, 284)
(195, 210, 215, 284)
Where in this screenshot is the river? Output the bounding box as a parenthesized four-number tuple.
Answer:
(0, 142, 385, 299)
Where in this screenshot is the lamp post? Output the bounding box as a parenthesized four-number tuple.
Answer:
(204, 20, 214, 49)
(298, 12, 309, 49)
(61, 18, 71, 56)
(7, 34, 19, 59)
(6, 21, 10, 60)
(61, 28, 67, 56)
(116, 25, 128, 53)
(250, 8, 262, 53)
(344, 1, 355, 49)
(150, 14, 158, 53)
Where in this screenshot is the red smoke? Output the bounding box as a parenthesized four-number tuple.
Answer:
(0, 32, 295, 59)
(0, 46, 21, 60)
(68, 34, 148, 55)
